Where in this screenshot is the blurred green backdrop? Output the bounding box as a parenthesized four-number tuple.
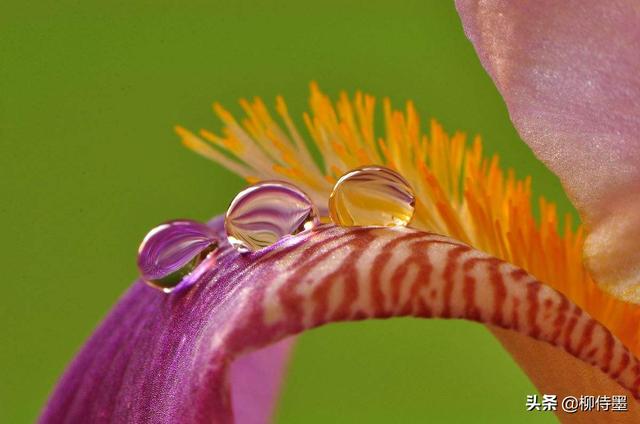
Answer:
(0, 1, 574, 422)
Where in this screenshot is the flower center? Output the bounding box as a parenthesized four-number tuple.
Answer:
(176, 82, 640, 356)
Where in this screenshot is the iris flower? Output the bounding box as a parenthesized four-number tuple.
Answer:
(40, 1, 640, 422)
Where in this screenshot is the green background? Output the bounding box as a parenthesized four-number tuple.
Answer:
(0, 1, 574, 422)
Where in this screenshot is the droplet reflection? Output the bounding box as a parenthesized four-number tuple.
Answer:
(225, 181, 320, 253)
(137, 220, 218, 292)
(329, 165, 415, 227)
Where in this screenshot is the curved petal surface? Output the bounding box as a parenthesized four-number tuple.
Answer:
(40, 218, 640, 423)
(455, 0, 640, 301)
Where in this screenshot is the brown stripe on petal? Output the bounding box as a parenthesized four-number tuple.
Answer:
(602, 330, 616, 374)
(612, 352, 631, 380)
(562, 306, 582, 356)
(575, 319, 598, 358)
(462, 258, 481, 322)
(550, 295, 569, 344)
(511, 297, 520, 331)
(489, 259, 507, 327)
(405, 240, 436, 317)
(441, 245, 469, 318)
(526, 282, 541, 338)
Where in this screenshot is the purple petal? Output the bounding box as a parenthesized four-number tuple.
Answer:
(230, 339, 294, 424)
(455, 0, 640, 300)
(40, 217, 640, 423)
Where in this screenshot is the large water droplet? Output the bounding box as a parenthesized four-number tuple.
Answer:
(329, 165, 415, 227)
(137, 220, 218, 292)
(225, 181, 320, 253)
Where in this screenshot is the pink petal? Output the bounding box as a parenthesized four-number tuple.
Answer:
(40, 218, 640, 423)
(230, 339, 294, 424)
(455, 0, 640, 300)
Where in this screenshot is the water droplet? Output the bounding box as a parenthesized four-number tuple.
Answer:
(225, 181, 320, 253)
(329, 165, 415, 227)
(137, 220, 218, 293)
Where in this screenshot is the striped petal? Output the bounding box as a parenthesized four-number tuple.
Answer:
(40, 217, 640, 423)
(455, 0, 640, 301)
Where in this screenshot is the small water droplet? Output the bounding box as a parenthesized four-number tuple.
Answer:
(137, 220, 218, 292)
(329, 165, 415, 227)
(225, 181, 320, 253)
